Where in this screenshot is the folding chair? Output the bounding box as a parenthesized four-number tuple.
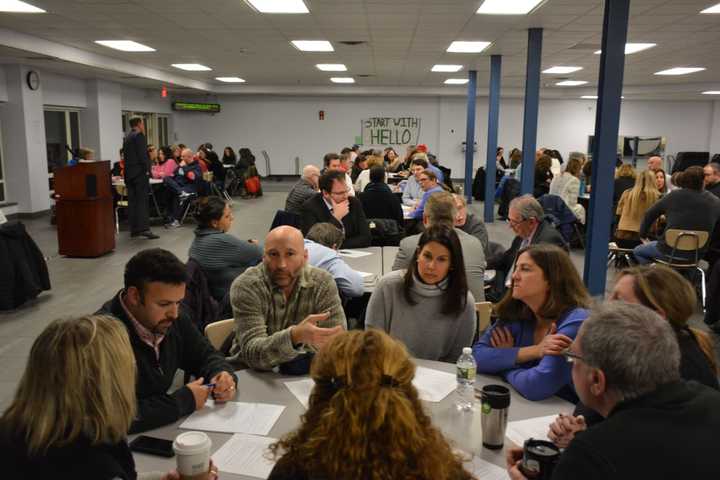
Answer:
(654, 229, 709, 310)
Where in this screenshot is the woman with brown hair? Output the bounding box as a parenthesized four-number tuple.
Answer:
(472, 244, 591, 401)
(354, 154, 386, 192)
(268, 329, 475, 480)
(533, 154, 554, 198)
(549, 156, 585, 223)
(613, 163, 636, 205)
(548, 265, 718, 449)
(614, 169, 661, 248)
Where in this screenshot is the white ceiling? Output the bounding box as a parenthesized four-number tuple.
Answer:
(0, 0, 718, 98)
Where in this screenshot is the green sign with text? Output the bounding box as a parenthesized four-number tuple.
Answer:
(172, 101, 221, 113)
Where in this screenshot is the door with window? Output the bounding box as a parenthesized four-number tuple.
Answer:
(122, 111, 166, 147)
(44, 109, 80, 191)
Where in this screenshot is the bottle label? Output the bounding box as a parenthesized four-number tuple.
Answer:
(457, 365, 476, 381)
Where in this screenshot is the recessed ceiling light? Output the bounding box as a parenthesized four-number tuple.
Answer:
(330, 77, 354, 84)
(244, 0, 308, 13)
(447, 41, 491, 53)
(432, 64, 463, 72)
(701, 3, 720, 13)
(0, 0, 45, 13)
(291, 40, 334, 52)
(172, 63, 212, 71)
(316, 64, 347, 72)
(654, 67, 705, 76)
(543, 66, 583, 74)
(476, 0, 545, 15)
(594, 43, 657, 55)
(445, 78, 469, 85)
(556, 80, 588, 86)
(215, 77, 245, 83)
(702, 91, 720, 95)
(95, 40, 155, 52)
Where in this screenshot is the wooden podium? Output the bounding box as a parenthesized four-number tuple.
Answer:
(54, 161, 115, 257)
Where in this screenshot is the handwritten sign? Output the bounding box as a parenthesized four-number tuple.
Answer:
(361, 117, 421, 146)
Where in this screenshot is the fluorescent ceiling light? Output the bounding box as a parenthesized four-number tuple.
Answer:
(654, 67, 705, 76)
(543, 66, 582, 74)
(0, 0, 45, 12)
(244, 0, 308, 13)
(556, 80, 588, 86)
(581, 95, 624, 99)
(432, 64, 463, 72)
(95, 40, 155, 52)
(594, 43, 657, 55)
(701, 3, 720, 13)
(172, 63, 212, 71)
(316, 64, 347, 72)
(702, 91, 720, 95)
(445, 78, 469, 85)
(447, 41, 492, 53)
(216, 77, 245, 83)
(476, 0, 545, 15)
(330, 77, 354, 84)
(291, 40, 333, 52)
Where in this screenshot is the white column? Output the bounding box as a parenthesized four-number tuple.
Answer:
(81, 79, 123, 161)
(0, 65, 49, 213)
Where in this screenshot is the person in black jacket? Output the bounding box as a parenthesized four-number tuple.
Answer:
(97, 248, 237, 434)
(0, 315, 214, 480)
(486, 195, 566, 301)
(122, 117, 158, 239)
(300, 170, 371, 248)
(507, 302, 720, 480)
(358, 165, 404, 228)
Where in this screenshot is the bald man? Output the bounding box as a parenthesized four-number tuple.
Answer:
(228, 226, 346, 371)
(285, 164, 320, 215)
(648, 155, 673, 191)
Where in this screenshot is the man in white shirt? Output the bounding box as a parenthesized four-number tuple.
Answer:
(305, 222, 364, 299)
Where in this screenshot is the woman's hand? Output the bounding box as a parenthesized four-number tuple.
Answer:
(491, 326, 515, 348)
(537, 324, 572, 357)
(505, 447, 528, 480)
(161, 460, 219, 480)
(548, 414, 587, 449)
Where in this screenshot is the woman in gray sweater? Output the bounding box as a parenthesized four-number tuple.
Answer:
(189, 197, 262, 302)
(365, 225, 476, 362)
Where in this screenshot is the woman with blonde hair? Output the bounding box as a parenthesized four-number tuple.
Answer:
(268, 329, 475, 480)
(548, 265, 718, 448)
(549, 156, 585, 223)
(614, 169, 661, 248)
(0, 316, 214, 480)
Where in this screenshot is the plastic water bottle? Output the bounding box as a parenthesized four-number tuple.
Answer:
(456, 347, 477, 411)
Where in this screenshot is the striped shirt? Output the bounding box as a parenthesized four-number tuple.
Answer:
(228, 263, 346, 370)
(285, 178, 317, 214)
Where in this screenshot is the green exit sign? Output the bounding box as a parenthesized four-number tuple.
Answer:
(172, 101, 221, 113)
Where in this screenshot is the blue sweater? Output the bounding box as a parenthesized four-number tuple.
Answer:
(409, 185, 444, 219)
(472, 307, 589, 401)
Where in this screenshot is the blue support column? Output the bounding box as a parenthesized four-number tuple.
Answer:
(464, 70, 478, 203)
(520, 28, 543, 195)
(584, 0, 631, 296)
(484, 55, 502, 223)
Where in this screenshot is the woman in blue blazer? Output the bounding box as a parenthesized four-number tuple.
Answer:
(473, 244, 591, 401)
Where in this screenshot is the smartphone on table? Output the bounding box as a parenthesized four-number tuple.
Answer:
(129, 435, 175, 458)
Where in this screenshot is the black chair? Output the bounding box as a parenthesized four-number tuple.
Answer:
(270, 209, 301, 230)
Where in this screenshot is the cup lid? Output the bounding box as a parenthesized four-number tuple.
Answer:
(173, 431, 211, 455)
(480, 384, 511, 409)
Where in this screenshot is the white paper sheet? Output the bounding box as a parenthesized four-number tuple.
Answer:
(464, 455, 510, 480)
(338, 249, 373, 258)
(412, 366, 457, 402)
(284, 378, 314, 409)
(213, 433, 277, 478)
(505, 414, 558, 447)
(179, 401, 285, 435)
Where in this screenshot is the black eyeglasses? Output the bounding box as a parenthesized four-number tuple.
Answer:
(562, 348, 585, 364)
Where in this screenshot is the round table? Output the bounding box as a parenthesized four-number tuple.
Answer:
(131, 359, 572, 479)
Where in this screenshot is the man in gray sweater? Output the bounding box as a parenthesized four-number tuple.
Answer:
(285, 165, 320, 215)
(392, 191, 486, 301)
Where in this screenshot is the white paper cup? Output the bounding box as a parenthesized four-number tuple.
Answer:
(173, 431, 211, 478)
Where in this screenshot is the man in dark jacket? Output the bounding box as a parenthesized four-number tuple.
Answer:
(507, 302, 720, 480)
(300, 170, 371, 248)
(703, 162, 720, 199)
(487, 194, 566, 301)
(122, 116, 158, 239)
(97, 248, 237, 433)
(358, 165, 404, 228)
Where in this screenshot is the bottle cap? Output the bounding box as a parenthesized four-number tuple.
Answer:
(462, 347, 472, 354)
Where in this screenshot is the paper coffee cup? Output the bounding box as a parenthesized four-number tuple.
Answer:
(173, 431, 211, 479)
